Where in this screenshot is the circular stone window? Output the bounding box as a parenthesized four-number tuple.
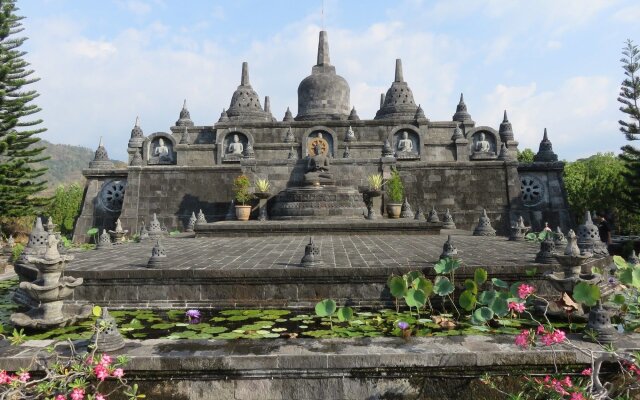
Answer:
(520, 175, 544, 207)
(99, 180, 127, 212)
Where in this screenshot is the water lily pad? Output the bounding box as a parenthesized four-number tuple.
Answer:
(227, 315, 251, 321)
(263, 310, 291, 316)
(150, 323, 176, 330)
(271, 327, 287, 332)
(216, 332, 244, 339)
(201, 326, 227, 334)
(210, 317, 227, 322)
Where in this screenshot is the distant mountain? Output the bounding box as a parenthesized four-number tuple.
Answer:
(36, 140, 126, 193)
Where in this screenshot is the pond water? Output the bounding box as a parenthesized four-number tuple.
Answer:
(0, 278, 585, 342)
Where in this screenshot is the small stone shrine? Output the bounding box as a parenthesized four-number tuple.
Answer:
(473, 209, 496, 236)
(74, 30, 572, 239)
(442, 209, 456, 229)
(301, 237, 323, 267)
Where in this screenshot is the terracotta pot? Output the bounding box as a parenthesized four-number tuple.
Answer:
(386, 203, 402, 219)
(235, 205, 252, 221)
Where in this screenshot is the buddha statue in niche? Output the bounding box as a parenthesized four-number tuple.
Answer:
(153, 138, 172, 163)
(475, 133, 491, 153)
(304, 143, 334, 186)
(397, 131, 414, 153)
(227, 134, 244, 155)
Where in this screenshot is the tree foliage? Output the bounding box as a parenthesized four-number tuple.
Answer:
(46, 183, 83, 236)
(618, 39, 640, 214)
(0, 0, 48, 217)
(517, 148, 535, 163)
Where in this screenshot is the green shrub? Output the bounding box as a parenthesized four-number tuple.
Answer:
(233, 175, 254, 205)
(385, 170, 404, 203)
(46, 183, 83, 236)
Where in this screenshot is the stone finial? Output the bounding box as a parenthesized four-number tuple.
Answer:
(90, 307, 125, 352)
(380, 93, 385, 109)
(533, 128, 558, 162)
(627, 250, 639, 266)
(394, 58, 404, 82)
(175, 99, 195, 127)
(382, 139, 394, 157)
(287, 146, 297, 160)
(535, 235, 556, 264)
(451, 123, 464, 141)
(317, 31, 331, 66)
(128, 116, 145, 148)
(96, 229, 112, 250)
(196, 209, 207, 224)
(283, 106, 294, 122)
(508, 215, 529, 241)
(45, 217, 56, 233)
(225, 199, 236, 221)
(186, 212, 197, 232)
(284, 126, 295, 143)
(442, 208, 456, 229)
(498, 143, 511, 161)
(415, 104, 426, 121)
(414, 206, 424, 220)
(218, 108, 229, 122)
(400, 198, 414, 218)
(577, 211, 608, 255)
(241, 61, 250, 85)
(301, 237, 323, 267)
(348, 107, 360, 121)
(473, 209, 496, 236)
(440, 235, 458, 260)
(452, 93, 474, 124)
(179, 126, 189, 145)
(147, 239, 167, 268)
(148, 213, 163, 239)
(243, 141, 256, 159)
(427, 206, 439, 223)
(554, 226, 567, 246)
(344, 126, 356, 142)
(2, 235, 15, 256)
(130, 148, 143, 166)
(342, 145, 351, 159)
(139, 221, 149, 241)
(89, 138, 114, 169)
(564, 229, 581, 256)
(264, 96, 272, 113)
(499, 110, 514, 142)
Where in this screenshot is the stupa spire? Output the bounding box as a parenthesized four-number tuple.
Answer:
(395, 58, 404, 83)
(241, 61, 250, 86)
(317, 31, 331, 66)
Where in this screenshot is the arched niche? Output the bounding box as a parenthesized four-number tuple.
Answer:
(221, 131, 251, 162)
(145, 133, 176, 165)
(467, 126, 499, 160)
(304, 127, 336, 158)
(390, 127, 420, 160)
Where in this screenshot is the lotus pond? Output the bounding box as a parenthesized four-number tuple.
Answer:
(0, 278, 588, 342)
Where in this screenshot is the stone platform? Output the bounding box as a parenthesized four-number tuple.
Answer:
(1, 335, 635, 399)
(194, 219, 442, 237)
(65, 233, 611, 309)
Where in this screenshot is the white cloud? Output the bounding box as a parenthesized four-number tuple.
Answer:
(70, 39, 117, 59)
(612, 4, 640, 22)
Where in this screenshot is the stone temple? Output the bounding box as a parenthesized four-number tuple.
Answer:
(74, 31, 571, 241)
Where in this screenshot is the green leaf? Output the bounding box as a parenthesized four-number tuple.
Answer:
(414, 277, 433, 297)
(509, 282, 524, 298)
(489, 297, 509, 317)
(525, 268, 537, 277)
(613, 255, 629, 270)
(619, 267, 640, 288)
(478, 290, 497, 306)
(573, 282, 601, 307)
(315, 299, 337, 317)
(434, 257, 461, 274)
(404, 289, 427, 308)
(474, 268, 488, 285)
(464, 279, 478, 295)
(337, 307, 354, 322)
(92, 305, 102, 317)
(434, 276, 455, 297)
(473, 307, 494, 323)
(405, 271, 423, 284)
(388, 276, 408, 298)
(87, 227, 99, 236)
(491, 278, 509, 289)
(613, 294, 626, 305)
(459, 290, 477, 311)
(525, 232, 537, 241)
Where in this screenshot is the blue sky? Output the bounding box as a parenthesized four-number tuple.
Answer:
(17, 0, 640, 161)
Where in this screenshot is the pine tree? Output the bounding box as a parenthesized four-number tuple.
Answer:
(0, 0, 48, 217)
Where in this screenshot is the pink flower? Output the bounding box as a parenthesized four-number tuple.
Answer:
(536, 325, 546, 335)
(99, 354, 112, 367)
(94, 364, 109, 381)
(543, 375, 551, 383)
(112, 368, 124, 379)
(570, 393, 585, 400)
(508, 302, 525, 313)
(540, 329, 566, 346)
(517, 284, 535, 299)
(17, 371, 30, 382)
(55, 395, 66, 400)
(0, 370, 10, 384)
(562, 376, 572, 387)
(551, 379, 568, 395)
(515, 329, 531, 348)
(96, 394, 106, 400)
(70, 388, 85, 400)
(581, 368, 592, 376)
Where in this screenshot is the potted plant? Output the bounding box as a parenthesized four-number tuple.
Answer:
(385, 170, 404, 218)
(254, 178, 271, 199)
(367, 173, 383, 197)
(233, 175, 254, 221)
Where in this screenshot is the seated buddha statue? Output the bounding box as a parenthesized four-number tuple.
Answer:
(304, 144, 334, 186)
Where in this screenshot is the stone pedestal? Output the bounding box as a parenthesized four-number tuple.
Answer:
(258, 198, 269, 221)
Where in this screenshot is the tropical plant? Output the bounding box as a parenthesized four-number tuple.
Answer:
(0, 0, 49, 218)
(385, 169, 404, 203)
(367, 173, 383, 191)
(254, 178, 271, 193)
(314, 299, 353, 328)
(232, 175, 254, 205)
(46, 183, 83, 236)
(517, 148, 535, 163)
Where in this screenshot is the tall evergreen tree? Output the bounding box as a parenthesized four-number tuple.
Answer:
(618, 40, 640, 214)
(0, 0, 48, 217)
